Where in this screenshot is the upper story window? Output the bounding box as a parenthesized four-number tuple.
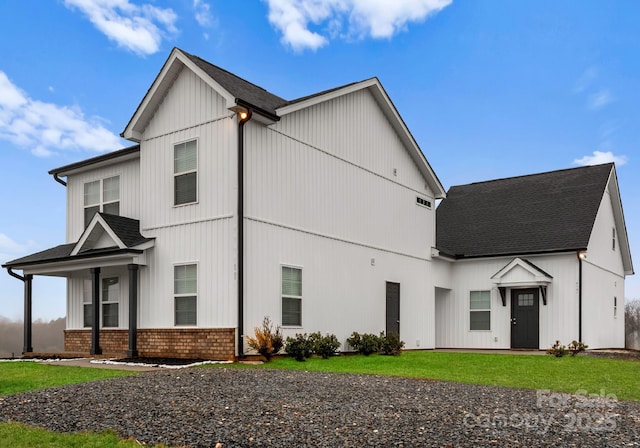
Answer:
(84, 176, 120, 227)
(174, 140, 198, 206)
(612, 227, 616, 251)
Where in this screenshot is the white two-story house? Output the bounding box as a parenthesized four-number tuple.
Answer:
(3, 48, 633, 358)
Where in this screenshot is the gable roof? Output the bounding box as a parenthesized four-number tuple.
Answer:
(436, 163, 619, 259)
(2, 214, 153, 269)
(121, 48, 446, 198)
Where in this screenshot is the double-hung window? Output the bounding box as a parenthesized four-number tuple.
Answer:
(83, 279, 92, 328)
(174, 140, 198, 205)
(282, 266, 302, 326)
(470, 290, 491, 331)
(84, 176, 120, 227)
(175, 264, 197, 326)
(102, 277, 120, 327)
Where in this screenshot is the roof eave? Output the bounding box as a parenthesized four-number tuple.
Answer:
(48, 145, 140, 177)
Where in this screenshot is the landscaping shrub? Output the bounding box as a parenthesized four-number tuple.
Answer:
(285, 333, 313, 361)
(568, 340, 588, 356)
(310, 332, 341, 358)
(346, 331, 381, 355)
(245, 316, 284, 361)
(546, 340, 567, 357)
(379, 332, 405, 356)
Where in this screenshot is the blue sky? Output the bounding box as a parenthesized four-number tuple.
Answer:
(0, 0, 638, 320)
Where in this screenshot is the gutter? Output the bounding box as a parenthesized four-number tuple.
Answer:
(7, 267, 25, 282)
(237, 108, 253, 358)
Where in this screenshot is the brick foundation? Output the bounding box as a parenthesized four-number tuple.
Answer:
(64, 328, 236, 360)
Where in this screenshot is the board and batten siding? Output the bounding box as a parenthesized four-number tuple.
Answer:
(65, 158, 141, 242)
(434, 254, 579, 350)
(137, 65, 238, 330)
(242, 86, 438, 351)
(244, 220, 435, 351)
(582, 181, 625, 348)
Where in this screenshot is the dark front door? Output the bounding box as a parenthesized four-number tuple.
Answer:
(386, 282, 400, 337)
(511, 288, 539, 349)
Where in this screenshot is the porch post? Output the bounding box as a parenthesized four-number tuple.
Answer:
(127, 264, 138, 357)
(23, 274, 33, 354)
(90, 267, 102, 355)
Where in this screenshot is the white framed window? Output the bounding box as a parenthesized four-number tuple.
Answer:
(174, 264, 197, 326)
(174, 140, 198, 206)
(102, 277, 120, 328)
(470, 290, 491, 331)
(84, 176, 120, 227)
(282, 266, 302, 326)
(83, 279, 92, 328)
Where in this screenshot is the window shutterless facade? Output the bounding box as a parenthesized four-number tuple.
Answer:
(470, 290, 491, 331)
(174, 264, 197, 326)
(84, 175, 120, 227)
(174, 140, 198, 205)
(83, 279, 92, 328)
(282, 266, 302, 326)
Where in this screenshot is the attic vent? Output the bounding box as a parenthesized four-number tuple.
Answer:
(416, 197, 431, 208)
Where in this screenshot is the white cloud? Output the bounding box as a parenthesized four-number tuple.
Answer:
(574, 151, 628, 167)
(588, 89, 614, 110)
(0, 233, 36, 264)
(0, 71, 123, 157)
(63, 0, 177, 55)
(193, 0, 214, 27)
(263, 0, 452, 51)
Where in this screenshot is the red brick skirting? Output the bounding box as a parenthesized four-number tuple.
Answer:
(64, 328, 236, 360)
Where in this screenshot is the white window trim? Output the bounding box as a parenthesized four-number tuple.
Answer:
(101, 276, 121, 328)
(83, 175, 121, 226)
(469, 289, 492, 332)
(174, 262, 198, 327)
(281, 264, 303, 328)
(173, 138, 199, 207)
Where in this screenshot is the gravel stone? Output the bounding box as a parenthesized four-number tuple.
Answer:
(1, 368, 639, 447)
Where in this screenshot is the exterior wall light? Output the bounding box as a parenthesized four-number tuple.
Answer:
(578, 251, 587, 260)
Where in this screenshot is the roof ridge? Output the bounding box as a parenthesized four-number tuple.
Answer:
(178, 48, 285, 99)
(452, 162, 614, 189)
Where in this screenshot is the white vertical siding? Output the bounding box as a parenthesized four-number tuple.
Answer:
(66, 158, 140, 242)
(434, 254, 580, 349)
(244, 220, 434, 350)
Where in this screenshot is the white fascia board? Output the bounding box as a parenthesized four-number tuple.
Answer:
(605, 168, 634, 275)
(56, 151, 140, 177)
(491, 257, 552, 283)
(122, 48, 236, 141)
(277, 78, 446, 199)
(21, 253, 142, 276)
(71, 214, 126, 256)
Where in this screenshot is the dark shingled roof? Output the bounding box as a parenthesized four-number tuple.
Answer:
(99, 213, 152, 248)
(2, 214, 152, 268)
(436, 163, 614, 258)
(181, 49, 286, 117)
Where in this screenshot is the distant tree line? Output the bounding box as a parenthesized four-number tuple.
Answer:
(0, 317, 65, 358)
(626, 300, 640, 351)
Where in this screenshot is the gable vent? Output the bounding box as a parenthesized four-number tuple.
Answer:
(416, 197, 432, 208)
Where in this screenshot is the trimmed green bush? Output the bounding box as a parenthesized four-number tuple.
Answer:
(311, 332, 341, 358)
(379, 332, 405, 355)
(346, 332, 381, 355)
(285, 333, 313, 361)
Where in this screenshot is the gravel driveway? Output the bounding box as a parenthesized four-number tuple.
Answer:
(1, 368, 639, 447)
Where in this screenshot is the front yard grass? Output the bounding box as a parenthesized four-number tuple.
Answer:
(226, 351, 640, 401)
(0, 361, 136, 396)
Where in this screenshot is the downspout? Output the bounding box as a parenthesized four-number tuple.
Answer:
(6, 268, 33, 353)
(7, 267, 25, 282)
(577, 251, 585, 342)
(52, 173, 67, 187)
(237, 109, 252, 358)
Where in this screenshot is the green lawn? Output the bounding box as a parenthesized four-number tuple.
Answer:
(0, 361, 136, 396)
(224, 351, 640, 401)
